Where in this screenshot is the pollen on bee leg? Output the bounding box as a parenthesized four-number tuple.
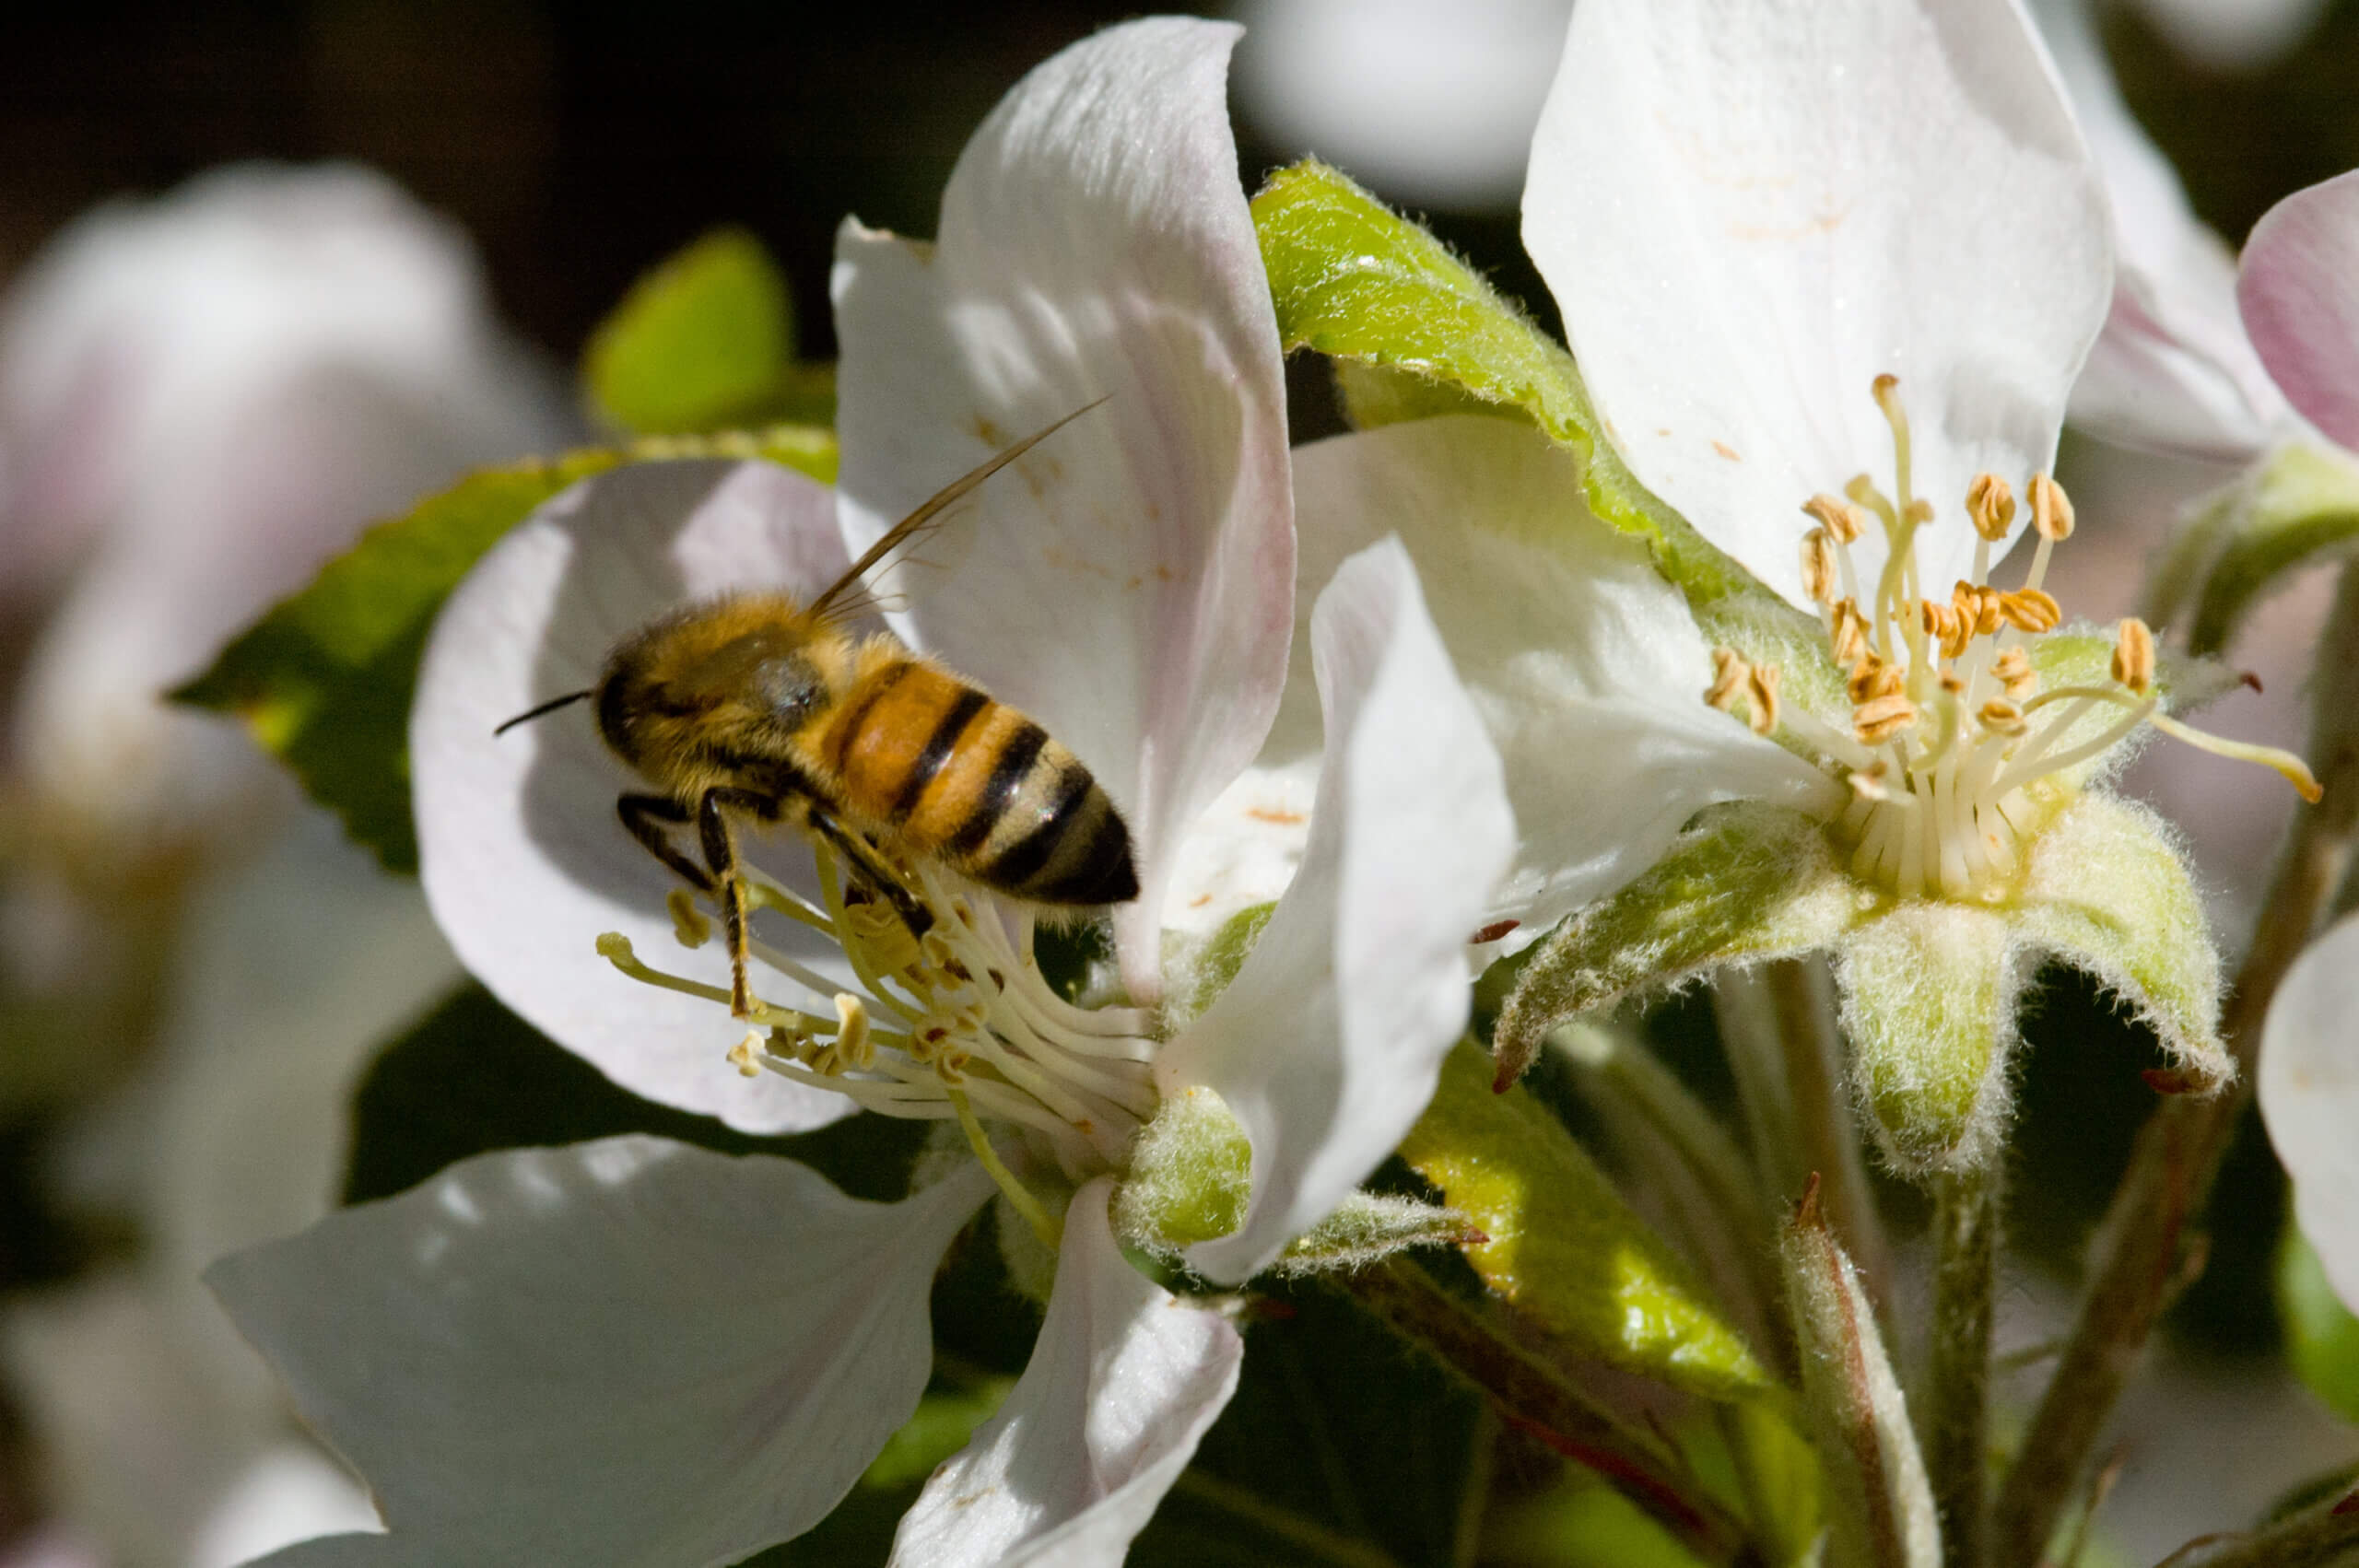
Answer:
(666, 887, 711, 949)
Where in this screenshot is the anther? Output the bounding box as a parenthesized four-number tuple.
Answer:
(728, 1032, 763, 1078)
(1830, 600, 1871, 664)
(1848, 657, 1903, 705)
(833, 993, 873, 1070)
(1801, 528, 1838, 603)
(666, 888, 711, 949)
(2112, 618, 2156, 695)
(1999, 589, 2062, 633)
(1854, 693, 1919, 744)
(1979, 698, 2027, 735)
(1746, 663, 1782, 736)
(1706, 647, 1751, 711)
(1992, 646, 2037, 700)
(1966, 474, 2015, 541)
(1803, 493, 1866, 544)
(1848, 764, 1891, 802)
(2029, 474, 2075, 542)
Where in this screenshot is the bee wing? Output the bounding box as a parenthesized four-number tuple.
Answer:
(808, 398, 1107, 623)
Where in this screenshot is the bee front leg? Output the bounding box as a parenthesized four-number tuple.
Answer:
(617, 793, 711, 891)
(695, 789, 764, 1019)
(800, 804, 935, 942)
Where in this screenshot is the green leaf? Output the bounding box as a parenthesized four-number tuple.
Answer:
(2188, 441, 2359, 656)
(584, 228, 831, 435)
(1833, 901, 2016, 1177)
(1491, 802, 1864, 1085)
(1133, 1285, 1489, 1568)
(1398, 1042, 1773, 1401)
(1485, 1472, 1712, 1568)
(173, 430, 839, 872)
(343, 979, 924, 1206)
(2279, 1225, 2359, 1425)
(2014, 792, 2228, 1095)
(1250, 159, 1759, 608)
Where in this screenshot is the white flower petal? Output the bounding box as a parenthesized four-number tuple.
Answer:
(2260, 912, 2359, 1316)
(831, 17, 1293, 993)
(888, 1178, 1242, 1567)
(2239, 170, 2359, 454)
(1165, 538, 1516, 1284)
(207, 1136, 994, 1568)
(1293, 417, 1841, 942)
(414, 458, 859, 1130)
(1526, 0, 2112, 606)
(2035, 0, 2286, 460)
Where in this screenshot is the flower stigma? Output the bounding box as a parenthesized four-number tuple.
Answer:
(1706, 375, 2321, 903)
(596, 840, 1160, 1244)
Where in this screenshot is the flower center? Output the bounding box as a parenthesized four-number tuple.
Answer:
(596, 839, 1158, 1240)
(1708, 374, 2319, 902)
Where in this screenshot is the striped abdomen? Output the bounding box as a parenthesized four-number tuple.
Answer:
(824, 658, 1139, 907)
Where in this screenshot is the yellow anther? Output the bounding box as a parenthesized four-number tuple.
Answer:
(1854, 693, 1919, 744)
(1939, 672, 1965, 696)
(833, 993, 873, 1070)
(1848, 656, 1903, 705)
(728, 1032, 763, 1078)
(1992, 646, 2037, 700)
(1830, 599, 1872, 664)
(1920, 599, 1970, 660)
(2112, 617, 2156, 695)
(1706, 647, 1751, 711)
(2029, 473, 2075, 542)
(936, 1049, 971, 1086)
(1848, 764, 1891, 802)
(1979, 698, 2026, 736)
(1964, 581, 2003, 637)
(1746, 663, 1782, 736)
(666, 887, 711, 949)
(1999, 589, 2062, 633)
(1801, 528, 1838, 603)
(1803, 492, 1866, 544)
(1904, 497, 1935, 527)
(1966, 473, 2015, 541)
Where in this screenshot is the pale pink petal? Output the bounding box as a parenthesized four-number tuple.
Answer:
(2036, 0, 2287, 459)
(1164, 539, 1515, 1284)
(2260, 912, 2359, 1316)
(208, 1137, 994, 1567)
(2239, 169, 2359, 453)
(831, 18, 1293, 996)
(889, 1178, 1242, 1565)
(412, 459, 855, 1131)
(1527, 0, 2112, 607)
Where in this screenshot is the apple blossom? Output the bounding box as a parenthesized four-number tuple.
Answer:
(209, 20, 1514, 1565)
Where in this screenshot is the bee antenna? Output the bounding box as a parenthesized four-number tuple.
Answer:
(494, 689, 595, 736)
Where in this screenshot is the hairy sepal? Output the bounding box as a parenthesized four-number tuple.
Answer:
(1270, 1192, 1484, 1277)
(1250, 159, 1759, 609)
(1491, 802, 1863, 1088)
(2013, 792, 2230, 1095)
(1833, 904, 2021, 1179)
(1399, 1042, 1771, 1401)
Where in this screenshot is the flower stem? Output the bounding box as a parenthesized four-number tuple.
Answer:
(1989, 677, 2359, 1564)
(2154, 1498, 2359, 1568)
(1342, 1260, 1757, 1567)
(1923, 1165, 1998, 1568)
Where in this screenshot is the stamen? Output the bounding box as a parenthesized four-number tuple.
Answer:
(1804, 492, 1867, 544)
(2112, 618, 2156, 695)
(1998, 590, 2061, 633)
(1706, 648, 1750, 712)
(1745, 664, 1782, 736)
(2028, 474, 2075, 541)
(1966, 474, 2015, 542)
(1854, 693, 1918, 744)
(1801, 528, 1838, 604)
(667, 888, 711, 948)
(949, 1087, 1062, 1251)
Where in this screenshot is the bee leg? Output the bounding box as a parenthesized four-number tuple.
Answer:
(695, 788, 766, 1019)
(799, 805, 936, 942)
(617, 793, 711, 891)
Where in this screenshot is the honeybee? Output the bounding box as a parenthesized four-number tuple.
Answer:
(497, 405, 1137, 1018)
